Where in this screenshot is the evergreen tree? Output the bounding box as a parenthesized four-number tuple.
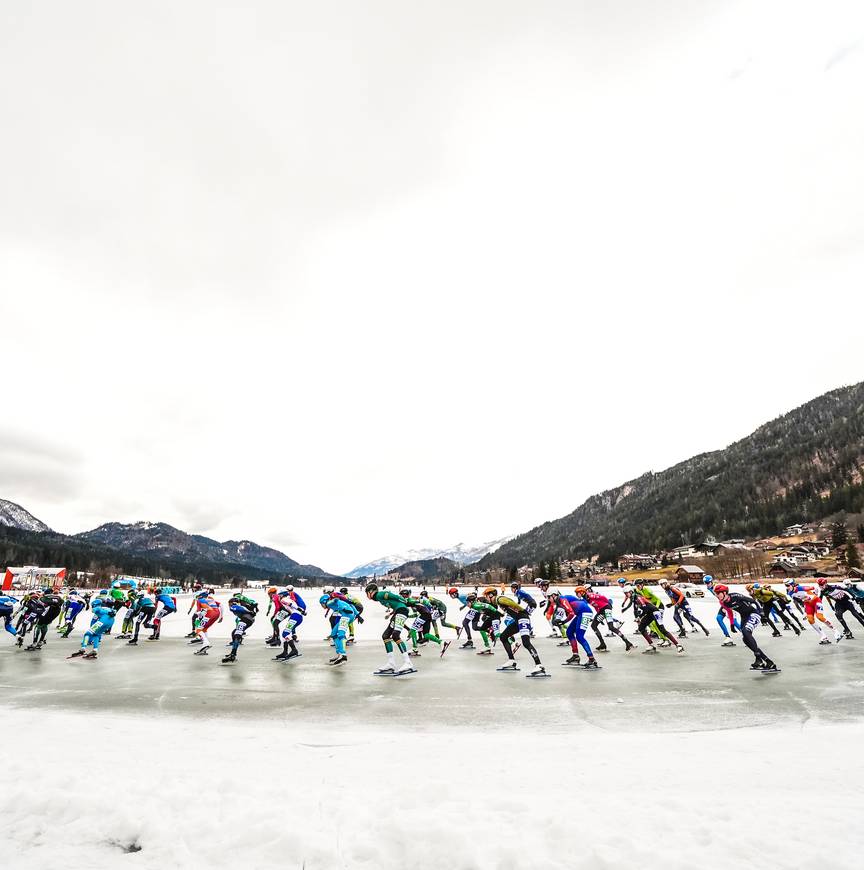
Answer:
(858, 524, 864, 544)
(832, 520, 849, 548)
(847, 542, 863, 570)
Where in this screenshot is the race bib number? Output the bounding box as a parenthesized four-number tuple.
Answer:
(580, 613, 591, 630)
(393, 613, 407, 630)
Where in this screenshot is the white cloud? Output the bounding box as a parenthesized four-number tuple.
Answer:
(1, 0, 863, 572)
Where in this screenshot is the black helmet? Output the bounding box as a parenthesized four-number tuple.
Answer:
(399, 588, 411, 598)
(364, 583, 379, 598)
(339, 587, 348, 595)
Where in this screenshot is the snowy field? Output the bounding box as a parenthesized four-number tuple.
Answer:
(2, 586, 863, 869)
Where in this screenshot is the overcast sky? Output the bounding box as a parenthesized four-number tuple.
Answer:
(2, 0, 863, 573)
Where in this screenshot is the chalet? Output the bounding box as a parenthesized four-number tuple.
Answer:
(781, 524, 806, 538)
(787, 546, 816, 562)
(767, 562, 820, 579)
(671, 545, 699, 560)
(675, 565, 705, 582)
(618, 554, 658, 570)
(714, 542, 751, 554)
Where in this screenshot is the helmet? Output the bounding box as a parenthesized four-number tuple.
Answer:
(817, 578, 827, 587)
(548, 590, 560, 600)
(364, 583, 379, 598)
(616, 578, 627, 585)
(323, 586, 334, 594)
(510, 582, 520, 590)
(713, 583, 729, 595)
(267, 586, 277, 594)
(660, 580, 670, 588)
(466, 592, 477, 602)
(573, 585, 587, 596)
(447, 587, 458, 596)
(537, 579, 550, 587)
(419, 589, 429, 598)
(634, 579, 645, 587)
(745, 583, 754, 592)
(751, 583, 762, 590)
(703, 575, 713, 585)
(69, 589, 77, 596)
(196, 590, 209, 599)
(399, 589, 411, 598)
(483, 587, 497, 597)
(319, 595, 330, 606)
(339, 587, 348, 594)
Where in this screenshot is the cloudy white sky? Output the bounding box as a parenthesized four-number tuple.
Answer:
(2, 0, 863, 573)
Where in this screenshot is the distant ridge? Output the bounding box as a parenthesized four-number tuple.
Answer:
(480, 381, 864, 567)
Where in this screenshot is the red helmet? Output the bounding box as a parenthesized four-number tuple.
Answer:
(713, 583, 729, 595)
(817, 578, 827, 587)
(447, 587, 458, 596)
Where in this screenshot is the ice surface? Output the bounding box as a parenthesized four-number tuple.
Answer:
(2, 586, 863, 868)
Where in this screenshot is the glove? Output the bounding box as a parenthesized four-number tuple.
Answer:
(357, 616, 364, 624)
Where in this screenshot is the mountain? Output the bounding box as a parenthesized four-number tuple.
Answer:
(75, 521, 331, 577)
(345, 536, 512, 578)
(479, 381, 864, 568)
(387, 557, 459, 584)
(0, 498, 52, 533)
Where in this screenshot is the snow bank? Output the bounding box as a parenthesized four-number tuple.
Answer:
(1, 704, 862, 870)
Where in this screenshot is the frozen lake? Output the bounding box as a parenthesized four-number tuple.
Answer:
(3, 586, 864, 870)
(2, 586, 863, 732)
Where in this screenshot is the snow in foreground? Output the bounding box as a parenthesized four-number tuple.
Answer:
(1, 705, 862, 870)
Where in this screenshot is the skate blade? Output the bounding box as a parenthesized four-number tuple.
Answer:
(526, 673, 551, 678)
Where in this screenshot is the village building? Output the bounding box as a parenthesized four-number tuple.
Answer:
(674, 564, 705, 582)
(2, 566, 67, 591)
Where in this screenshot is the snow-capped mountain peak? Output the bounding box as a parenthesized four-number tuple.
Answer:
(0, 498, 52, 533)
(344, 536, 513, 578)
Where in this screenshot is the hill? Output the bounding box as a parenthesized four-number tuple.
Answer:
(388, 557, 459, 584)
(0, 500, 338, 583)
(75, 521, 330, 577)
(479, 381, 864, 568)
